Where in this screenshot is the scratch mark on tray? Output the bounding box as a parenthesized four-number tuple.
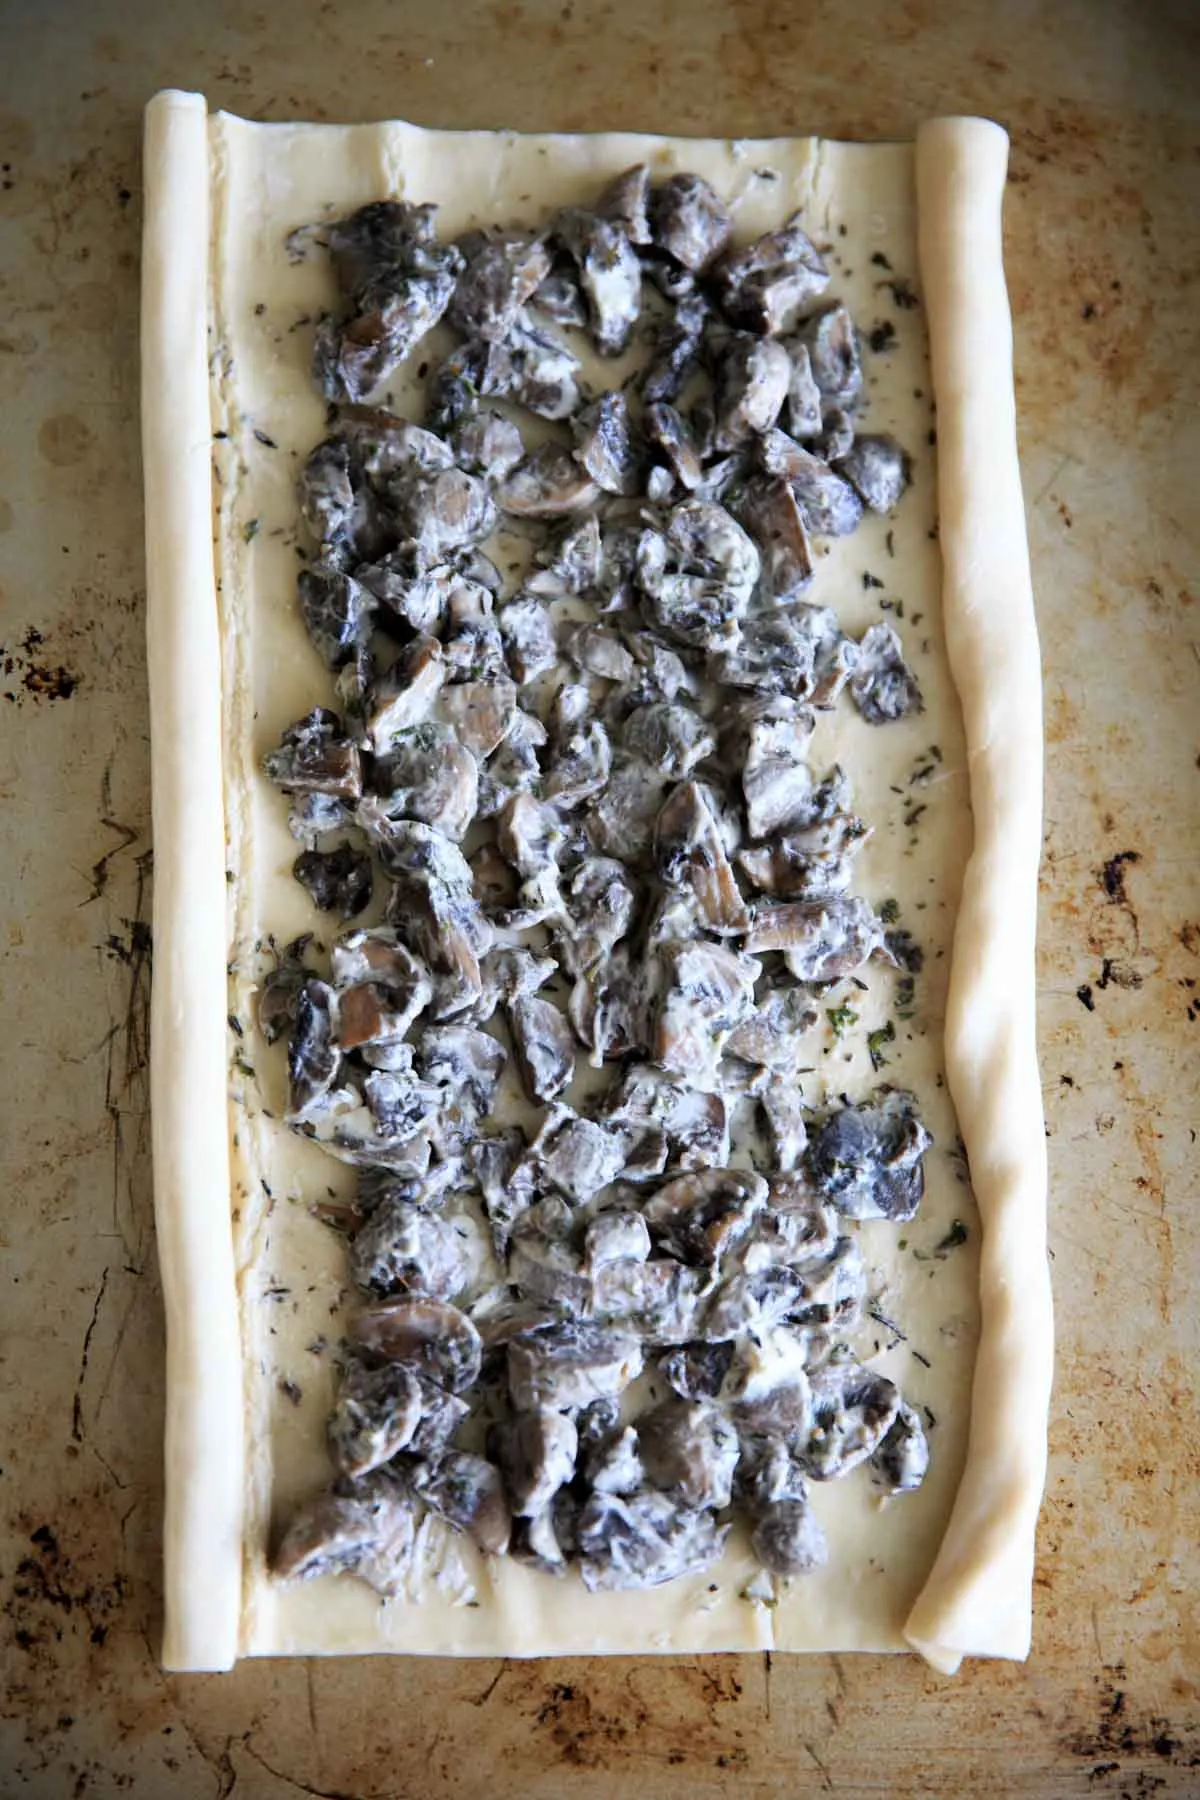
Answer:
(242, 1736, 377, 1800)
(306, 1661, 319, 1742)
(71, 1266, 111, 1440)
(469, 1659, 510, 1706)
(804, 1740, 835, 1790)
(763, 1649, 773, 1721)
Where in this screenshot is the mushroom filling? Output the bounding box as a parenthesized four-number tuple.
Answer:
(262, 170, 934, 1599)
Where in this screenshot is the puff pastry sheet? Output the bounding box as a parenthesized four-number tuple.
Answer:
(142, 92, 1051, 1673)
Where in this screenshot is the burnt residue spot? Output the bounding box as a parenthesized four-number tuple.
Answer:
(1064, 1665, 1199, 1775)
(5, 1522, 126, 1658)
(1, 626, 81, 704)
(1077, 983, 1096, 1012)
(531, 1679, 655, 1770)
(1100, 850, 1141, 906)
(1095, 957, 1143, 992)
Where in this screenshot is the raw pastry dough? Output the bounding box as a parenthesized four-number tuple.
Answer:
(141, 93, 1049, 1673)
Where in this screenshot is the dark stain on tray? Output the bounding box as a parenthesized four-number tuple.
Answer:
(1, 626, 81, 703)
(1063, 1663, 1200, 1782)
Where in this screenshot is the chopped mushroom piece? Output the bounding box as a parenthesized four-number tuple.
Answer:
(544, 719, 612, 810)
(265, 708, 362, 800)
(654, 780, 748, 933)
(712, 334, 791, 450)
(752, 1497, 829, 1576)
(649, 173, 733, 272)
(869, 1400, 930, 1494)
(621, 703, 715, 782)
(328, 1360, 423, 1477)
(836, 433, 909, 513)
(452, 410, 525, 481)
(437, 676, 519, 758)
(643, 400, 704, 493)
(781, 340, 824, 440)
(555, 206, 642, 355)
(501, 311, 584, 419)
(758, 428, 864, 539)
(849, 621, 923, 724)
(352, 1297, 484, 1392)
(273, 1476, 419, 1595)
(530, 1105, 629, 1202)
(508, 1321, 644, 1411)
(803, 1364, 901, 1480)
(759, 1073, 809, 1173)
(739, 701, 817, 837)
(654, 941, 760, 1081)
(703, 1266, 805, 1340)
(297, 564, 376, 669)
(710, 606, 854, 702)
(642, 292, 708, 405)
(561, 622, 637, 684)
(587, 755, 668, 863)
(448, 228, 552, 341)
(415, 1025, 507, 1154)
(528, 514, 604, 596)
(711, 214, 830, 335)
(286, 978, 341, 1122)
(724, 987, 818, 1071)
(658, 1339, 735, 1402)
(584, 1209, 652, 1269)
(571, 391, 643, 496)
(350, 1196, 472, 1300)
(795, 302, 863, 410)
(741, 1178, 838, 1272)
(294, 843, 373, 918)
(643, 1168, 767, 1268)
(636, 500, 760, 652)
(601, 1064, 731, 1171)
(583, 1422, 644, 1495)
(591, 1256, 708, 1345)
(736, 811, 869, 899)
(735, 474, 814, 601)
(499, 595, 559, 683)
(558, 856, 638, 975)
(363, 637, 447, 752)
(569, 949, 653, 1065)
(805, 1088, 932, 1222)
(742, 895, 893, 983)
(499, 445, 602, 518)
(492, 1407, 579, 1517)
(374, 722, 478, 840)
(509, 993, 576, 1103)
(411, 1450, 512, 1554)
(599, 163, 652, 243)
(314, 229, 463, 403)
(577, 1488, 728, 1590)
(637, 1397, 739, 1508)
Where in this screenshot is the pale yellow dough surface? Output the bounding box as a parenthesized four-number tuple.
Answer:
(142, 93, 1049, 1672)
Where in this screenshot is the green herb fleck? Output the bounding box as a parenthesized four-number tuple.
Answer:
(827, 1003, 859, 1039)
(235, 1056, 257, 1079)
(879, 897, 900, 925)
(868, 1021, 896, 1070)
(243, 517, 261, 543)
(936, 1219, 969, 1255)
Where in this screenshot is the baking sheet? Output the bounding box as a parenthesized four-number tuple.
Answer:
(1, 0, 1197, 1793)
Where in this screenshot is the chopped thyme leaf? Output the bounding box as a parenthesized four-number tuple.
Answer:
(827, 1003, 859, 1038)
(228, 1012, 244, 1037)
(879, 897, 900, 925)
(235, 1056, 257, 1079)
(867, 1021, 895, 1070)
(243, 517, 261, 542)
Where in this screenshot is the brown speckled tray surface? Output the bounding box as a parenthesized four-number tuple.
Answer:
(1, 1, 1196, 1793)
